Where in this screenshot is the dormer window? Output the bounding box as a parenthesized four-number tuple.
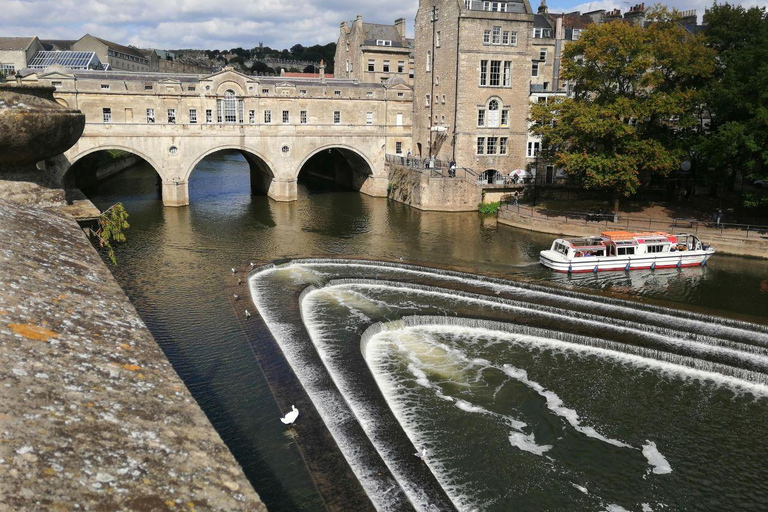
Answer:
(376, 40, 392, 46)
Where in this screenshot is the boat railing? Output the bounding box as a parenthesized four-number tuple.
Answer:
(501, 203, 768, 241)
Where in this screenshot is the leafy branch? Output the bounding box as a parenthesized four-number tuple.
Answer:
(87, 203, 129, 265)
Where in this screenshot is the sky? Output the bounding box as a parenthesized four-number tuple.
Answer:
(2, 0, 766, 51)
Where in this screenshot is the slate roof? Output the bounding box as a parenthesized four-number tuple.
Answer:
(0, 37, 36, 51)
(533, 14, 553, 29)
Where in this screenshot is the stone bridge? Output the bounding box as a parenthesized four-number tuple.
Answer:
(26, 68, 413, 206)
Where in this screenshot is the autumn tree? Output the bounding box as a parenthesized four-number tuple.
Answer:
(530, 8, 715, 215)
(699, 4, 768, 191)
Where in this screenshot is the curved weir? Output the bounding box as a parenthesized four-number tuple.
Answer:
(248, 259, 768, 512)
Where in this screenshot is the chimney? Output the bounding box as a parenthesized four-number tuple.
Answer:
(679, 9, 697, 26)
(354, 14, 363, 28)
(395, 18, 406, 40)
(538, 0, 548, 14)
(319, 60, 325, 81)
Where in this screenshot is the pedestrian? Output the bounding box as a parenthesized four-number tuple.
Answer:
(449, 160, 456, 178)
(715, 209, 723, 227)
(406, 149, 411, 158)
(513, 191, 519, 206)
(429, 156, 435, 169)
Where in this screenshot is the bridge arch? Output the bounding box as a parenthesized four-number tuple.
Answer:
(296, 144, 382, 194)
(185, 145, 278, 198)
(63, 145, 163, 191)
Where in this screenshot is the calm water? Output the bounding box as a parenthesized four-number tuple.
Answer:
(86, 152, 768, 511)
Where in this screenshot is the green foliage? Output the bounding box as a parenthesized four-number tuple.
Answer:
(531, 8, 715, 204)
(700, 4, 768, 186)
(478, 202, 501, 215)
(88, 203, 129, 266)
(742, 193, 768, 209)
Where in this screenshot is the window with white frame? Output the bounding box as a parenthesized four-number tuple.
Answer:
(409, 68, 414, 78)
(501, 108, 509, 126)
(480, 60, 488, 86)
(527, 141, 540, 157)
(223, 90, 237, 123)
(334, 90, 341, 96)
(465, 0, 471, 8)
(483, 30, 491, 44)
(477, 137, 485, 155)
(539, 48, 547, 61)
(102, 108, 112, 123)
(146, 108, 155, 123)
(167, 108, 176, 124)
(398, 61, 405, 73)
(572, 29, 582, 40)
(101, 84, 109, 90)
(500, 137, 508, 155)
(397, 92, 405, 97)
(376, 40, 392, 46)
(477, 109, 485, 127)
(282, 110, 289, 123)
(489, 60, 501, 86)
(396, 141, 403, 154)
(436, 31, 441, 47)
(503, 61, 511, 86)
(189, 109, 197, 123)
(492, 26, 501, 44)
(487, 137, 498, 154)
(205, 109, 212, 123)
(532, 61, 539, 77)
(396, 112, 403, 126)
(368, 59, 375, 72)
(425, 94, 431, 107)
(488, 99, 500, 127)
(483, 1, 508, 11)
(0, 63, 15, 76)
(333, 111, 341, 124)
(442, 94, 446, 104)
(300, 110, 307, 124)
(264, 110, 272, 123)
(249, 110, 255, 123)
(426, 52, 431, 72)
(533, 28, 553, 38)
(366, 111, 373, 125)
(262, 88, 269, 94)
(383, 60, 390, 72)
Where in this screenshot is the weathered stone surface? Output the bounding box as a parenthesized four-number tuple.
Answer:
(0, 201, 266, 511)
(0, 84, 84, 165)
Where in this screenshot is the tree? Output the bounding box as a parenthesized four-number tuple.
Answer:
(290, 44, 305, 57)
(87, 203, 129, 265)
(530, 8, 715, 214)
(700, 4, 768, 189)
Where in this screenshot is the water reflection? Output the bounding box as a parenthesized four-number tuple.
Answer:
(86, 151, 768, 511)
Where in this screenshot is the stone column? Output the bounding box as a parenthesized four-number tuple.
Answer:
(267, 178, 298, 202)
(162, 180, 189, 207)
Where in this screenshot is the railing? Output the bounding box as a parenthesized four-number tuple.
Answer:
(386, 154, 478, 182)
(502, 204, 768, 240)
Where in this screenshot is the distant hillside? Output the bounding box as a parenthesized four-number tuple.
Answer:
(167, 43, 336, 76)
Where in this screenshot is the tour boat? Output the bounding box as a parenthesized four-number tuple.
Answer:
(539, 231, 715, 273)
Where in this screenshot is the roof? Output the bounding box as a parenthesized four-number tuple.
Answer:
(27, 51, 102, 70)
(82, 34, 147, 61)
(283, 72, 335, 78)
(66, 69, 201, 82)
(40, 40, 76, 51)
(560, 13, 593, 29)
(0, 37, 36, 51)
(533, 14, 553, 28)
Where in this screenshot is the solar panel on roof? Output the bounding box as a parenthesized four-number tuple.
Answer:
(28, 51, 99, 70)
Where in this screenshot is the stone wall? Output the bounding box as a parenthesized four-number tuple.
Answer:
(387, 162, 481, 211)
(0, 201, 266, 511)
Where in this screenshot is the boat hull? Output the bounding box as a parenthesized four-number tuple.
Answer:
(539, 250, 715, 273)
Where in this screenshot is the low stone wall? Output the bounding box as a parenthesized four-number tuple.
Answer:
(498, 207, 768, 259)
(386, 163, 481, 211)
(0, 201, 266, 511)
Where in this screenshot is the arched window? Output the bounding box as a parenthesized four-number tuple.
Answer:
(487, 98, 500, 127)
(224, 90, 237, 123)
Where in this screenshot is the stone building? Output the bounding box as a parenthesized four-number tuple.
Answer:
(411, 0, 538, 181)
(335, 16, 415, 86)
(71, 34, 150, 72)
(0, 37, 43, 76)
(21, 67, 412, 205)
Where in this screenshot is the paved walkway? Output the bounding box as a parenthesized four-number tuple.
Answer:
(0, 201, 265, 511)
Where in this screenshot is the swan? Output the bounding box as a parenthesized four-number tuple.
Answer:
(244, 309, 251, 318)
(280, 405, 299, 425)
(414, 446, 427, 459)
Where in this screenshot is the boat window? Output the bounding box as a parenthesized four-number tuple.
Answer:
(646, 245, 666, 253)
(554, 243, 569, 255)
(617, 247, 635, 256)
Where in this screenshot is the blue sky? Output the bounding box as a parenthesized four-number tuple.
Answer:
(2, 0, 766, 51)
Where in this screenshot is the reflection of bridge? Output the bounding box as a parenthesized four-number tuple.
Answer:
(26, 68, 412, 206)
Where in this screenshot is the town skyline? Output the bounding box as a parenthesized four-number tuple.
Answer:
(4, 0, 765, 51)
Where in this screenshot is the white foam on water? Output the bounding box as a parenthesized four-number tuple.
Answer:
(509, 432, 552, 455)
(572, 483, 589, 494)
(642, 441, 672, 475)
(605, 505, 631, 512)
(642, 504, 654, 511)
(500, 364, 632, 448)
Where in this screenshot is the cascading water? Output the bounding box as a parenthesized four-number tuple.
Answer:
(249, 259, 768, 512)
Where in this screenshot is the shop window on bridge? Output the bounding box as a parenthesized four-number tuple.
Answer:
(146, 108, 155, 123)
(224, 90, 237, 123)
(396, 141, 403, 154)
(206, 109, 212, 123)
(167, 108, 176, 124)
(189, 109, 197, 124)
(102, 108, 112, 123)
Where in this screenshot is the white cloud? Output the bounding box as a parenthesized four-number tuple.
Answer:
(4, 0, 767, 50)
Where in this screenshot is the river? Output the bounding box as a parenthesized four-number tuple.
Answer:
(86, 151, 768, 511)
